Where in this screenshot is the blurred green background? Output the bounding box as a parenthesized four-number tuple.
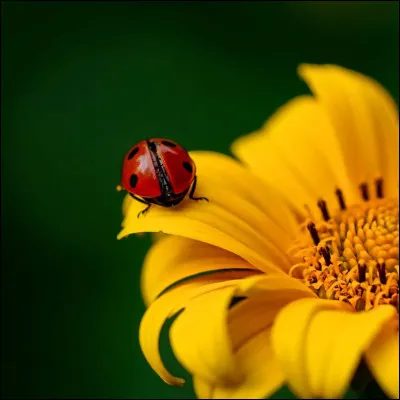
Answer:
(1, 1, 398, 399)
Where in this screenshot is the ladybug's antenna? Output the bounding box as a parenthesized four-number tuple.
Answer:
(116, 185, 124, 192)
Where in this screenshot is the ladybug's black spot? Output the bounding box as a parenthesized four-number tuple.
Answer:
(127, 147, 139, 160)
(130, 174, 138, 188)
(161, 140, 177, 147)
(182, 161, 193, 173)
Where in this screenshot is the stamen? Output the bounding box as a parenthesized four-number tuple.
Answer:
(319, 246, 331, 266)
(307, 222, 320, 245)
(359, 183, 369, 201)
(335, 188, 346, 210)
(375, 178, 384, 199)
(289, 192, 398, 312)
(317, 199, 330, 221)
(377, 261, 387, 284)
(358, 261, 366, 283)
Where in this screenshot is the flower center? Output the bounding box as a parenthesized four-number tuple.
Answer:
(288, 179, 399, 312)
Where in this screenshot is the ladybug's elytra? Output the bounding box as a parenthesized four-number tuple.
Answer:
(120, 138, 208, 218)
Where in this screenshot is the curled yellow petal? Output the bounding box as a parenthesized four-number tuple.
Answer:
(299, 64, 399, 198)
(119, 152, 297, 274)
(207, 280, 315, 399)
(139, 271, 259, 386)
(141, 234, 258, 306)
(170, 274, 315, 393)
(365, 314, 399, 399)
(170, 285, 242, 385)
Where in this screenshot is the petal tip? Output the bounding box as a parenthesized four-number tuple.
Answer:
(297, 62, 315, 77)
(116, 231, 126, 240)
(297, 63, 328, 80)
(165, 377, 185, 387)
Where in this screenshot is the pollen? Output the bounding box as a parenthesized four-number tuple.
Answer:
(288, 179, 399, 312)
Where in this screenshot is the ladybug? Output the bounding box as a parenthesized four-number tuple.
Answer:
(120, 138, 208, 218)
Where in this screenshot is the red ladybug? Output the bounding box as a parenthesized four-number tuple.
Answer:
(120, 138, 208, 218)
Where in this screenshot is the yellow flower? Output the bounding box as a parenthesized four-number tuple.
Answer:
(118, 64, 399, 399)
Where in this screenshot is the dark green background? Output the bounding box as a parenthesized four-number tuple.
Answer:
(1, 1, 398, 398)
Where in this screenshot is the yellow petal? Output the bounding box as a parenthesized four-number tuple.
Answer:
(192, 151, 298, 238)
(151, 232, 167, 242)
(305, 304, 398, 398)
(193, 376, 214, 399)
(231, 95, 356, 219)
(170, 285, 242, 384)
(170, 274, 315, 388)
(205, 278, 316, 399)
(192, 328, 285, 400)
(212, 328, 284, 399)
(271, 298, 350, 398)
(139, 272, 259, 386)
(299, 64, 399, 199)
(365, 313, 399, 399)
(272, 298, 398, 399)
(119, 152, 298, 274)
(141, 234, 259, 306)
(228, 276, 316, 352)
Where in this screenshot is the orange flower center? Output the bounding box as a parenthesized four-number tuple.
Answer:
(288, 179, 399, 312)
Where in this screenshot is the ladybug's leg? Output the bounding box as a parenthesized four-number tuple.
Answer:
(129, 194, 152, 218)
(137, 204, 151, 218)
(189, 176, 209, 202)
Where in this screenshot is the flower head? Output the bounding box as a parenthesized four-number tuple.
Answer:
(118, 64, 399, 399)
